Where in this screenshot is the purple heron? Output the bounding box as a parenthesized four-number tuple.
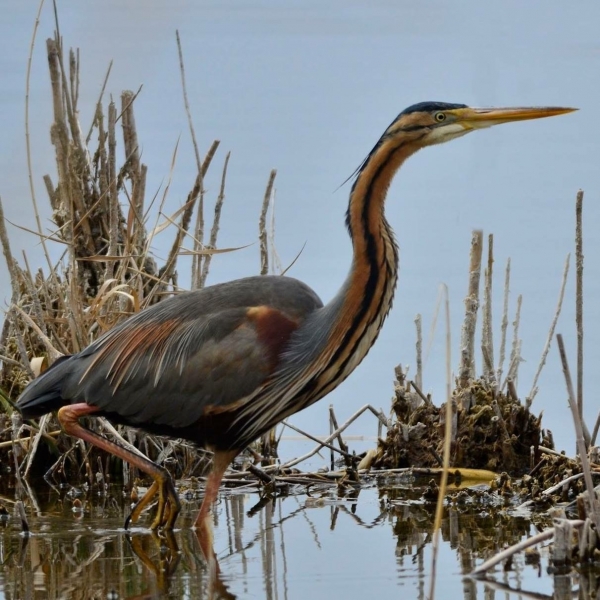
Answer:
(17, 103, 575, 532)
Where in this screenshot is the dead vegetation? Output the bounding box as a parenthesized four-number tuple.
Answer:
(0, 31, 279, 484)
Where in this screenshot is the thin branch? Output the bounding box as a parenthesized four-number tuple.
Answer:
(575, 190, 584, 419)
(275, 405, 388, 470)
(176, 30, 206, 287)
(526, 254, 570, 407)
(25, 0, 55, 278)
(556, 334, 597, 526)
(259, 170, 277, 275)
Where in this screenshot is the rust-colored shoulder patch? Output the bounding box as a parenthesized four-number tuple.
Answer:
(246, 305, 300, 370)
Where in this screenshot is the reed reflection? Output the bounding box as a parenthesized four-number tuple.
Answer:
(0, 484, 576, 599)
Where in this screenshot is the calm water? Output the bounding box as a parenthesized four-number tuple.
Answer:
(0, 480, 578, 599)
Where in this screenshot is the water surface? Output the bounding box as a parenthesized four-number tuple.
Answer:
(0, 481, 576, 599)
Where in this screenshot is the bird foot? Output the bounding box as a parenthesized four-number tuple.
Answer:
(126, 471, 181, 530)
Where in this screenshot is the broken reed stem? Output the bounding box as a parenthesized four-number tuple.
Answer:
(259, 170, 277, 275)
(506, 294, 522, 386)
(106, 101, 118, 280)
(458, 230, 483, 388)
(0, 196, 21, 305)
(199, 151, 230, 288)
(575, 190, 584, 419)
(268, 193, 283, 274)
(414, 314, 423, 391)
(526, 254, 570, 408)
(157, 140, 220, 298)
(556, 334, 598, 527)
(177, 29, 206, 289)
(281, 420, 355, 462)
(592, 412, 600, 447)
(121, 90, 145, 255)
(277, 405, 388, 470)
(190, 140, 220, 289)
(328, 405, 350, 467)
(329, 406, 335, 471)
(25, 1, 55, 279)
(496, 258, 511, 387)
(481, 234, 495, 383)
(442, 284, 452, 405)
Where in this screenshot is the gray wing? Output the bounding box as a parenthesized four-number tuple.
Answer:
(24, 275, 323, 429)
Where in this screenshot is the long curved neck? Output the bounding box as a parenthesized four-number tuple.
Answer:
(304, 136, 417, 396)
(234, 134, 422, 440)
(321, 135, 419, 372)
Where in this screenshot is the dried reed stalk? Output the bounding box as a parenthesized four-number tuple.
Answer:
(556, 334, 598, 526)
(481, 234, 495, 383)
(575, 190, 584, 418)
(0, 32, 250, 483)
(458, 230, 483, 389)
(414, 314, 423, 390)
(526, 254, 570, 408)
(259, 170, 277, 275)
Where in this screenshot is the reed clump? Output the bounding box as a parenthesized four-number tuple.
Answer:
(0, 33, 266, 483)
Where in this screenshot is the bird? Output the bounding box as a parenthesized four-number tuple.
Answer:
(17, 102, 575, 535)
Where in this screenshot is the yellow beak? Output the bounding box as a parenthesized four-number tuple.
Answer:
(448, 106, 577, 130)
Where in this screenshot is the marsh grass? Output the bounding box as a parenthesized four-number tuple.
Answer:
(0, 30, 280, 486)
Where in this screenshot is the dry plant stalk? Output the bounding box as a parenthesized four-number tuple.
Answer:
(481, 234, 495, 383)
(414, 314, 423, 390)
(259, 170, 277, 275)
(556, 334, 596, 526)
(458, 229, 483, 389)
(526, 254, 570, 407)
(575, 190, 584, 418)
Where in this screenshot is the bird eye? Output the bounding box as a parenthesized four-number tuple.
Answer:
(434, 112, 446, 122)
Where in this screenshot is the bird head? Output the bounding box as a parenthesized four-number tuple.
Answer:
(385, 101, 577, 147)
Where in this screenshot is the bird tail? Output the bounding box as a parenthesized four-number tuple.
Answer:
(17, 355, 73, 419)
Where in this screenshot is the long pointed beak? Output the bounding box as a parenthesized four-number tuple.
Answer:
(448, 106, 577, 130)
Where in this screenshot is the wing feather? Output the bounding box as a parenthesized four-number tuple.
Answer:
(55, 276, 324, 430)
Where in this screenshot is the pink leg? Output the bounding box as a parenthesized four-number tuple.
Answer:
(194, 449, 237, 562)
(58, 403, 180, 529)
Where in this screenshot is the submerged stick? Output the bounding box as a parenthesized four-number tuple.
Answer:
(470, 524, 583, 576)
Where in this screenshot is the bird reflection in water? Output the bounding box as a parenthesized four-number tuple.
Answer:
(126, 527, 235, 600)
